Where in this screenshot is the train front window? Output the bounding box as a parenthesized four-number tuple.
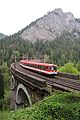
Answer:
(51, 67, 53, 70)
(53, 66, 57, 70)
(47, 66, 52, 70)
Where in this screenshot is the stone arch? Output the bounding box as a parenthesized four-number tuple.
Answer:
(16, 84, 32, 107)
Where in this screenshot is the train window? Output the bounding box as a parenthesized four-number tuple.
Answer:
(41, 66, 46, 70)
(33, 65, 36, 68)
(51, 67, 53, 70)
(47, 66, 54, 70)
(30, 64, 33, 67)
(47, 66, 51, 70)
(27, 64, 31, 67)
(26, 64, 28, 66)
(31, 64, 33, 67)
(35, 65, 38, 68)
(37, 65, 40, 68)
(26, 64, 29, 66)
(53, 66, 57, 70)
(38, 65, 41, 69)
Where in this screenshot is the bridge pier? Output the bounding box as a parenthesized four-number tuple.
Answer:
(10, 76, 32, 109)
(10, 75, 17, 109)
(10, 75, 49, 109)
(16, 84, 32, 108)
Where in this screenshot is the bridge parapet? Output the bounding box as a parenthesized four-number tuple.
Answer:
(11, 63, 47, 89)
(58, 72, 80, 80)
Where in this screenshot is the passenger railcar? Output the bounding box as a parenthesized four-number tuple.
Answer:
(20, 60, 57, 76)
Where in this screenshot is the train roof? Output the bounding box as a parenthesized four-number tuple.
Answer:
(20, 60, 57, 67)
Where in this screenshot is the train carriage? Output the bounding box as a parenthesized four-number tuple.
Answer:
(20, 60, 57, 77)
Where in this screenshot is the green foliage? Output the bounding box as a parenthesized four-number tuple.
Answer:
(0, 31, 80, 66)
(1, 92, 80, 119)
(0, 68, 4, 110)
(76, 61, 80, 71)
(59, 62, 79, 74)
(0, 62, 11, 110)
(1, 62, 10, 82)
(0, 68, 4, 99)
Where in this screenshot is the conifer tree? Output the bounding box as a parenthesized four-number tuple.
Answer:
(0, 68, 4, 110)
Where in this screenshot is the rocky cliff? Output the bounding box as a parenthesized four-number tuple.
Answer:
(20, 8, 80, 42)
(0, 33, 6, 39)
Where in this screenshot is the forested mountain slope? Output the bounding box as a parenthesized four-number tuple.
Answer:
(0, 32, 80, 66)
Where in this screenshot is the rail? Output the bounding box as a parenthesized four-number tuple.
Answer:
(11, 63, 46, 90)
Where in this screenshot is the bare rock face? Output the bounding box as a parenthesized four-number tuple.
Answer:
(0, 33, 7, 39)
(20, 8, 80, 42)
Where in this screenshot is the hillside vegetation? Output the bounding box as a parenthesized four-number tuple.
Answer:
(0, 32, 80, 66)
(0, 92, 80, 120)
(58, 62, 80, 74)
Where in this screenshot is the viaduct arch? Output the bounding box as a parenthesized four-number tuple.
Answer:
(16, 84, 32, 107)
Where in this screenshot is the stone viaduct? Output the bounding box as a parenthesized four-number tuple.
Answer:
(10, 63, 50, 109)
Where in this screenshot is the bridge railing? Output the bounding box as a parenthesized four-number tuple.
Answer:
(58, 72, 80, 80)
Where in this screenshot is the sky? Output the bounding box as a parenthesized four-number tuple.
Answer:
(0, 0, 80, 35)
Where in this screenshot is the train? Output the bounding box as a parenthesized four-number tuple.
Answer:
(20, 60, 57, 77)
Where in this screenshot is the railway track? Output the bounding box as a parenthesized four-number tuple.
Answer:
(12, 63, 80, 91)
(47, 77, 80, 91)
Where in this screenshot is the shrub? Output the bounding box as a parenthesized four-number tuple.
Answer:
(59, 62, 79, 74)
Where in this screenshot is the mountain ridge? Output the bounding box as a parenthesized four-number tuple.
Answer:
(20, 8, 80, 42)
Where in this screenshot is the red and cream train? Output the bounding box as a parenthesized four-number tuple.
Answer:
(20, 60, 57, 77)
